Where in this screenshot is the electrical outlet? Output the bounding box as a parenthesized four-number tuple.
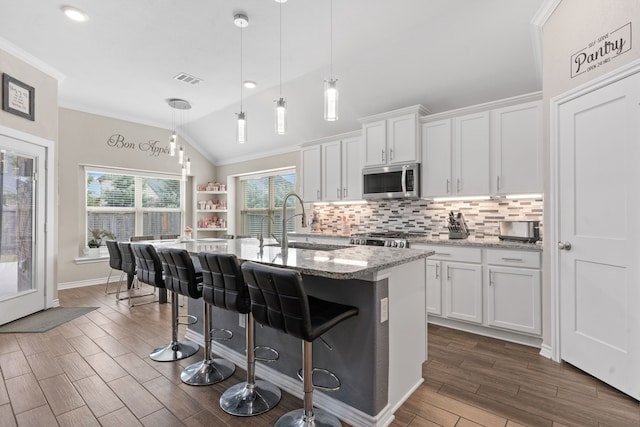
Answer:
(380, 297, 389, 323)
(239, 313, 246, 328)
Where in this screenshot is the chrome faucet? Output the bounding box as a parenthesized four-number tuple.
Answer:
(281, 192, 308, 258)
(258, 215, 275, 250)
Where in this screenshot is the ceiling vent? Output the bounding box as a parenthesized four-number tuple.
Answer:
(173, 72, 203, 85)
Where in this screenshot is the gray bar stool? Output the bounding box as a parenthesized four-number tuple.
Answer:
(104, 240, 124, 295)
(152, 248, 201, 362)
(130, 243, 165, 307)
(242, 261, 358, 427)
(198, 253, 281, 415)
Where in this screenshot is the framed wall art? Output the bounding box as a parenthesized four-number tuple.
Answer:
(2, 73, 35, 121)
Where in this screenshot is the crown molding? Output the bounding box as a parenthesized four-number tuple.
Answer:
(530, 0, 563, 88)
(0, 37, 66, 83)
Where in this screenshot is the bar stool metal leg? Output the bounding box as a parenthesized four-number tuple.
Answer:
(220, 313, 281, 415)
(181, 300, 235, 385)
(150, 291, 199, 361)
(275, 341, 341, 427)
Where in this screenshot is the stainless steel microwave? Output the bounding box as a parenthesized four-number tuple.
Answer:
(362, 163, 420, 199)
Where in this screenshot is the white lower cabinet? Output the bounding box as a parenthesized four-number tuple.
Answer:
(445, 261, 483, 324)
(486, 249, 542, 335)
(417, 244, 542, 343)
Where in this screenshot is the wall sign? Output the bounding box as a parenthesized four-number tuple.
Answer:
(2, 74, 35, 121)
(571, 22, 632, 78)
(106, 134, 171, 157)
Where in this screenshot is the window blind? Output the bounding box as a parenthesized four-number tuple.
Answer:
(240, 169, 296, 238)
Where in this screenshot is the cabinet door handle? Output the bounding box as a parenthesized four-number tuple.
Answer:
(497, 175, 501, 190)
(501, 257, 523, 262)
(446, 265, 450, 280)
(457, 178, 461, 192)
(337, 188, 340, 199)
(446, 179, 450, 194)
(381, 149, 385, 163)
(317, 190, 320, 200)
(490, 271, 494, 286)
(343, 187, 347, 197)
(390, 148, 394, 160)
(435, 264, 440, 279)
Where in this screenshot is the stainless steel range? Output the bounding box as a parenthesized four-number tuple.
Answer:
(349, 231, 426, 248)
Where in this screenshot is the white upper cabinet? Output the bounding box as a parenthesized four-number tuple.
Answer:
(421, 95, 542, 199)
(455, 111, 491, 196)
(421, 112, 490, 198)
(361, 105, 428, 167)
(492, 101, 542, 195)
(322, 140, 342, 201)
(341, 136, 363, 200)
(421, 119, 453, 197)
(301, 146, 321, 202)
(300, 133, 362, 202)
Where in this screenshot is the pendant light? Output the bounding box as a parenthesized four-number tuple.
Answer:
(324, 0, 338, 121)
(167, 98, 191, 162)
(275, 0, 287, 134)
(235, 14, 249, 144)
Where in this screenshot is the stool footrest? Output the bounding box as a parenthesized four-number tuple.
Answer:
(210, 328, 233, 341)
(296, 367, 341, 392)
(254, 346, 279, 363)
(177, 314, 197, 327)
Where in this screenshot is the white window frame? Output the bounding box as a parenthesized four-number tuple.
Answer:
(83, 165, 184, 244)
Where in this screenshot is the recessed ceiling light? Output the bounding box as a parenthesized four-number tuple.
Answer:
(61, 6, 89, 22)
(243, 80, 257, 89)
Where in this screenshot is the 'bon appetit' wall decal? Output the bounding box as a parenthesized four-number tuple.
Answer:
(571, 22, 632, 78)
(106, 134, 170, 157)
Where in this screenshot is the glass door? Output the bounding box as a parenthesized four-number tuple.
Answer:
(0, 135, 46, 325)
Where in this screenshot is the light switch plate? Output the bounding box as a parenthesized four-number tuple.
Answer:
(380, 297, 389, 323)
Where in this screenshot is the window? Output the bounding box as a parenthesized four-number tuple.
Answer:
(240, 169, 296, 238)
(85, 167, 182, 244)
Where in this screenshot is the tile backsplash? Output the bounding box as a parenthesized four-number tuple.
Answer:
(311, 198, 543, 239)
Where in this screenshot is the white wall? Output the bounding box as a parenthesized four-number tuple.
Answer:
(57, 108, 216, 285)
(541, 0, 640, 345)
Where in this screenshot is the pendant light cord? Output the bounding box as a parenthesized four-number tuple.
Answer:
(240, 21, 243, 111)
(330, 0, 333, 77)
(279, 0, 282, 96)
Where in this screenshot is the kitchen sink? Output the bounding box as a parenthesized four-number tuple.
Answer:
(265, 242, 347, 251)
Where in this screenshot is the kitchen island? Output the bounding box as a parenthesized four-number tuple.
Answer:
(153, 237, 432, 427)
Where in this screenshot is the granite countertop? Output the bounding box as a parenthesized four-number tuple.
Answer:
(154, 237, 433, 280)
(289, 232, 543, 251)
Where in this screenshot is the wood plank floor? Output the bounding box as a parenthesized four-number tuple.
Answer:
(0, 283, 637, 426)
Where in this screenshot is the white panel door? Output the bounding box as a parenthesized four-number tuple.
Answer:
(321, 141, 342, 201)
(0, 135, 47, 325)
(421, 120, 452, 198)
(558, 71, 640, 399)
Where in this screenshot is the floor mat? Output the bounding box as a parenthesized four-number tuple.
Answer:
(0, 307, 98, 333)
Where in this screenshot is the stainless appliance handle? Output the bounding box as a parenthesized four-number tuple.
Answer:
(401, 166, 407, 194)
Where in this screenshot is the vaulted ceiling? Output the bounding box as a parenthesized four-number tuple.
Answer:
(1, 0, 544, 164)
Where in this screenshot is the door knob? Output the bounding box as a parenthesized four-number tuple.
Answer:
(558, 241, 572, 250)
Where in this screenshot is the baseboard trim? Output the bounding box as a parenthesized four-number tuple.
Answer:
(539, 343, 553, 359)
(428, 317, 543, 348)
(58, 277, 109, 290)
(184, 329, 395, 427)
